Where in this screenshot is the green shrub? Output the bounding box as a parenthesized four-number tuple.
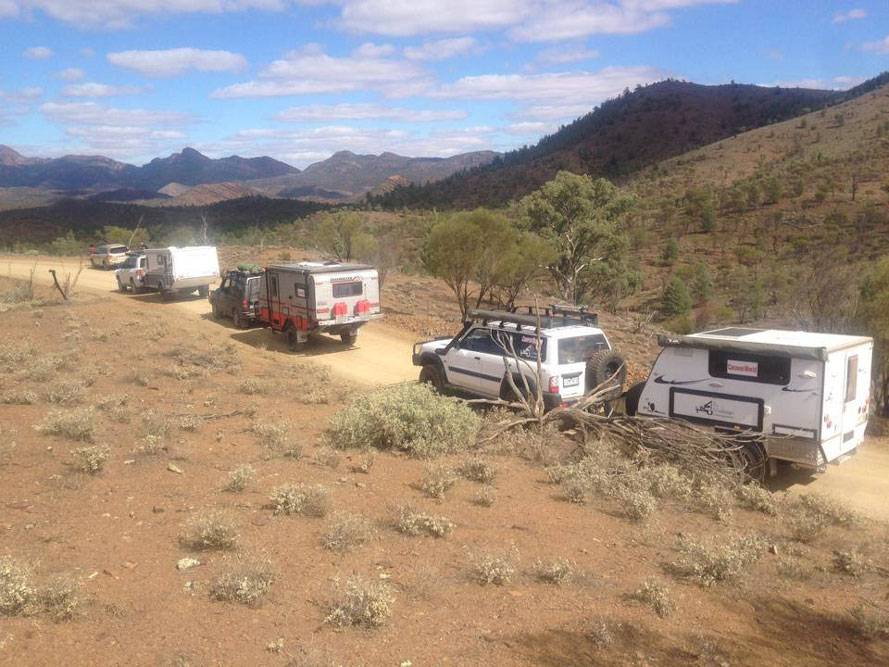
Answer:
(420, 463, 458, 499)
(74, 445, 109, 474)
(327, 383, 479, 457)
(661, 276, 693, 318)
(670, 534, 768, 587)
(458, 456, 498, 483)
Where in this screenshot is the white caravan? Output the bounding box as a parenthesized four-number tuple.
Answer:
(142, 246, 220, 299)
(629, 327, 873, 478)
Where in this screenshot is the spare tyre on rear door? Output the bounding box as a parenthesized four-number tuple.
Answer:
(586, 349, 627, 396)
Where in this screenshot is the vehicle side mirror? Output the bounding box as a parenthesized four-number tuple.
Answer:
(435, 347, 448, 355)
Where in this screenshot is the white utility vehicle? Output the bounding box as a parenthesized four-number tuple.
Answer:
(259, 261, 382, 350)
(142, 246, 220, 300)
(627, 327, 873, 479)
(412, 306, 627, 410)
(114, 252, 147, 292)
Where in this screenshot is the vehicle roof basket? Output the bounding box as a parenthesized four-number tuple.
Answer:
(468, 305, 599, 330)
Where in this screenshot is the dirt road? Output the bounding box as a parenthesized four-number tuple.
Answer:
(1, 255, 418, 387)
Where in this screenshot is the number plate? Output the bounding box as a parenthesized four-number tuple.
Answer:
(563, 375, 580, 387)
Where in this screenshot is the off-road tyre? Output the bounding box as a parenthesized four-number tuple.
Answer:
(130, 279, 141, 294)
(197, 285, 209, 298)
(159, 283, 173, 301)
(117, 277, 127, 292)
(624, 381, 646, 416)
(286, 327, 304, 352)
(500, 374, 537, 403)
(232, 309, 244, 329)
(419, 364, 445, 392)
(340, 330, 358, 345)
(586, 349, 628, 397)
(737, 437, 767, 484)
(211, 300, 220, 319)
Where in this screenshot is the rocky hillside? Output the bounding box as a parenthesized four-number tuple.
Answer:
(371, 78, 881, 209)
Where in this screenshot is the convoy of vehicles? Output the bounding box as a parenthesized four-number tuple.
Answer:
(209, 266, 263, 328)
(90, 243, 129, 269)
(142, 246, 220, 300)
(258, 261, 382, 350)
(114, 252, 147, 292)
(626, 328, 873, 480)
(412, 306, 627, 409)
(106, 247, 877, 482)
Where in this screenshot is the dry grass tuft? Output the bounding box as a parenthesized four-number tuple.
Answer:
(180, 510, 239, 551)
(785, 493, 858, 543)
(210, 556, 275, 606)
(393, 505, 454, 538)
(221, 464, 256, 493)
(37, 407, 97, 442)
(0, 556, 37, 617)
(736, 484, 780, 516)
(252, 419, 301, 458)
(669, 534, 768, 587)
(325, 575, 394, 629)
(269, 483, 331, 517)
(420, 463, 458, 500)
(629, 578, 676, 618)
(458, 456, 498, 483)
(73, 445, 109, 474)
(534, 557, 575, 585)
(474, 486, 497, 507)
(833, 550, 868, 577)
(313, 446, 341, 469)
(321, 513, 375, 552)
(2, 390, 37, 405)
(44, 380, 85, 405)
(40, 578, 82, 621)
(848, 603, 889, 639)
(237, 378, 268, 395)
(472, 548, 519, 586)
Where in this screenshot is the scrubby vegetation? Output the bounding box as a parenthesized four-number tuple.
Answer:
(327, 383, 479, 457)
(210, 557, 275, 606)
(269, 483, 331, 517)
(180, 511, 239, 551)
(393, 505, 455, 538)
(325, 576, 394, 628)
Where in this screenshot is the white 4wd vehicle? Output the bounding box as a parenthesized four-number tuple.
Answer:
(412, 307, 627, 409)
(114, 252, 147, 292)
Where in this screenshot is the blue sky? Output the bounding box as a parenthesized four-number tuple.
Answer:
(0, 0, 887, 168)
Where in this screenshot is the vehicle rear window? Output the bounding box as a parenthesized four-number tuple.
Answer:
(333, 281, 363, 298)
(558, 334, 608, 364)
(121, 256, 138, 268)
(708, 350, 791, 385)
(109, 246, 127, 253)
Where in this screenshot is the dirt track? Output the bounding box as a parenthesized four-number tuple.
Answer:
(2, 255, 418, 387)
(4, 254, 889, 522)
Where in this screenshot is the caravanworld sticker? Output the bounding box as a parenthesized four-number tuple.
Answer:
(726, 359, 758, 377)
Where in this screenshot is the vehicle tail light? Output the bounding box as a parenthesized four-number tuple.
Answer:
(136, 269, 142, 276)
(242, 299, 248, 309)
(824, 414, 833, 429)
(548, 376, 560, 393)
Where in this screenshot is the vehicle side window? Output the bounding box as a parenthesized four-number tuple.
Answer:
(708, 350, 791, 385)
(270, 275, 279, 299)
(845, 355, 858, 403)
(461, 329, 499, 354)
(509, 332, 545, 361)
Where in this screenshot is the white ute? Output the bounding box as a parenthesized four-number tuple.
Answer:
(627, 327, 874, 479)
(142, 246, 220, 300)
(412, 306, 627, 410)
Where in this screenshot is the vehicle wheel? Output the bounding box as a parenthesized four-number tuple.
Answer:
(117, 277, 127, 292)
(624, 381, 646, 416)
(419, 364, 445, 392)
(159, 283, 172, 301)
(232, 309, 245, 329)
(285, 327, 304, 352)
(500, 375, 536, 403)
(586, 349, 628, 396)
(211, 300, 220, 319)
(197, 286, 209, 298)
(736, 438, 767, 483)
(130, 279, 141, 294)
(340, 330, 358, 345)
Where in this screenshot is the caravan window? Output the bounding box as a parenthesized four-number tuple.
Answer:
(708, 350, 790, 385)
(845, 355, 858, 403)
(269, 274, 279, 299)
(333, 281, 363, 298)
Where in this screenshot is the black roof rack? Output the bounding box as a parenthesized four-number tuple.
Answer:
(469, 305, 599, 330)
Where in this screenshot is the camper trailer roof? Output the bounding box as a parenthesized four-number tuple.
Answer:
(658, 328, 872, 361)
(267, 261, 375, 274)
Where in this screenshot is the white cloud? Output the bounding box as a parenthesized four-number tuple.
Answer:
(430, 65, 666, 103)
(41, 101, 192, 126)
(24, 46, 53, 60)
(212, 46, 430, 98)
(352, 42, 396, 58)
(274, 103, 467, 122)
(768, 76, 866, 90)
(107, 48, 248, 77)
(862, 36, 889, 55)
(2, 0, 298, 29)
(763, 48, 783, 60)
(53, 67, 86, 81)
(63, 82, 148, 97)
(80, 48, 95, 57)
(509, 103, 596, 121)
(833, 9, 866, 23)
(534, 45, 600, 65)
(1, 87, 44, 105)
(337, 0, 531, 36)
(505, 121, 556, 135)
(403, 37, 482, 61)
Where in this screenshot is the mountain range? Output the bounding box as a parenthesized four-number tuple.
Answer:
(0, 145, 499, 208)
